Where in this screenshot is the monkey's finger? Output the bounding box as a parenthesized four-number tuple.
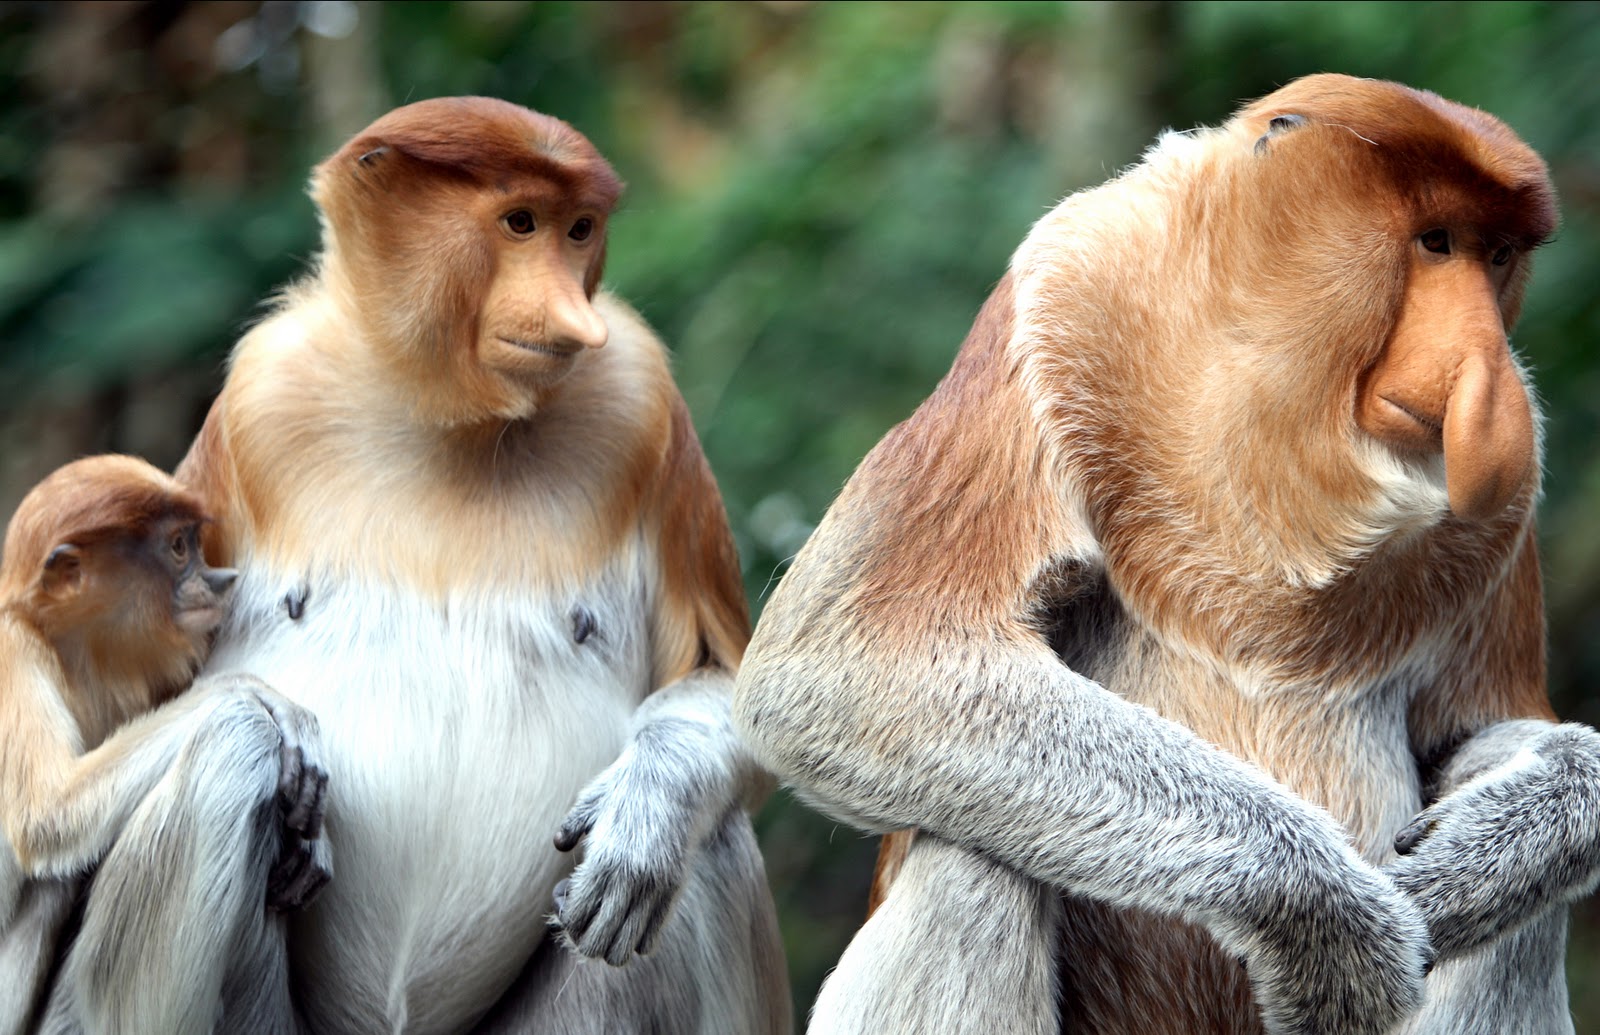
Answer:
(268, 862, 324, 912)
(267, 836, 334, 911)
(554, 800, 599, 852)
(635, 885, 678, 957)
(277, 739, 304, 807)
(1394, 815, 1436, 855)
(592, 873, 667, 967)
(284, 761, 329, 838)
(557, 869, 610, 945)
(587, 893, 636, 967)
(266, 841, 309, 910)
(277, 852, 333, 911)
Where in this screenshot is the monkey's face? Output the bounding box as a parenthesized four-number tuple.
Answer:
(157, 519, 237, 644)
(312, 97, 623, 426)
(473, 182, 610, 389)
(26, 515, 231, 690)
(1228, 76, 1555, 525)
(81, 519, 233, 650)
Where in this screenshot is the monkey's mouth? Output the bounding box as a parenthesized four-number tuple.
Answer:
(497, 336, 580, 359)
(1378, 395, 1444, 442)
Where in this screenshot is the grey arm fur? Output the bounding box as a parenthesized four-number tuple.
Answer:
(737, 616, 1430, 1035)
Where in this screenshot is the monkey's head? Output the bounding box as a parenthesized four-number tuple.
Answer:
(1223, 74, 1556, 526)
(1, 456, 237, 691)
(311, 97, 624, 426)
(1054, 74, 1556, 562)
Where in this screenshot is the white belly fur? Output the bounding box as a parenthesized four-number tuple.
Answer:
(205, 563, 649, 1034)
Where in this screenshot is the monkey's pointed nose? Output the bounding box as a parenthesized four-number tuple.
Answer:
(202, 567, 239, 594)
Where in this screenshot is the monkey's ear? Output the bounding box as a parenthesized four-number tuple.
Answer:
(40, 544, 82, 596)
(1254, 112, 1308, 156)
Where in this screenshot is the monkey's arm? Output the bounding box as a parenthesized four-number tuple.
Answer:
(0, 622, 326, 892)
(553, 395, 771, 966)
(1388, 529, 1600, 968)
(1389, 719, 1600, 954)
(740, 601, 1427, 1033)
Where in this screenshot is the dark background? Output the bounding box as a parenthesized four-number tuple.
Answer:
(1, 1, 1595, 1025)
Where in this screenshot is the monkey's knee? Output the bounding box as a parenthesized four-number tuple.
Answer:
(812, 837, 1059, 1035)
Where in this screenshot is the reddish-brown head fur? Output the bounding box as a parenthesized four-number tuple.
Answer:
(0, 456, 205, 603)
(310, 97, 624, 425)
(1234, 76, 1554, 522)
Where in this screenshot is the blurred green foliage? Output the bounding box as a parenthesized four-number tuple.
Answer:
(1, 0, 1596, 1022)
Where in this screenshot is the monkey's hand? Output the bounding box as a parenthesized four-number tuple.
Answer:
(236, 679, 333, 911)
(1232, 859, 1432, 1035)
(552, 671, 759, 967)
(1385, 719, 1600, 961)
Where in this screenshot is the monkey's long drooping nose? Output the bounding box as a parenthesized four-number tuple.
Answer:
(1358, 259, 1534, 522)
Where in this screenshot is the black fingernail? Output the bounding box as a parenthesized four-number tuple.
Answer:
(1394, 819, 1430, 855)
(554, 829, 578, 852)
(283, 583, 308, 621)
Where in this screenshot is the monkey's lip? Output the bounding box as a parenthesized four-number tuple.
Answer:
(1378, 395, 1444, 440)
(497, 336, 581, 359)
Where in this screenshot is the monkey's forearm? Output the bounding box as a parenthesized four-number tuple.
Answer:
(3, 676, 288, 877)
(630, 667, 775, 811)
(741, 637, 1377, 929)
(1388, 719, 1600, 959)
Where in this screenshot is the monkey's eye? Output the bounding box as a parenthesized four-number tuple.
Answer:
(170, 533, 188, 563)
(1491, 245, 1512, 266)
(503, 210, 536, 236)
(1419, 228, 1451, 255)
(568, 218, 594, 242)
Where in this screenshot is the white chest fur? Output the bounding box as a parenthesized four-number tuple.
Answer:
(205, 560, 651, 1034)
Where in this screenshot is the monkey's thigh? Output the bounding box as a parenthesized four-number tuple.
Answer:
(810, 835, 1061, 1035)
(473, 809, 791, 1035)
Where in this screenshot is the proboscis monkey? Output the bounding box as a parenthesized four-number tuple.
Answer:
(735, 75, 1599, 1035)
(0, 455, 327, 1034)
(28, 98, 790, 1034)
